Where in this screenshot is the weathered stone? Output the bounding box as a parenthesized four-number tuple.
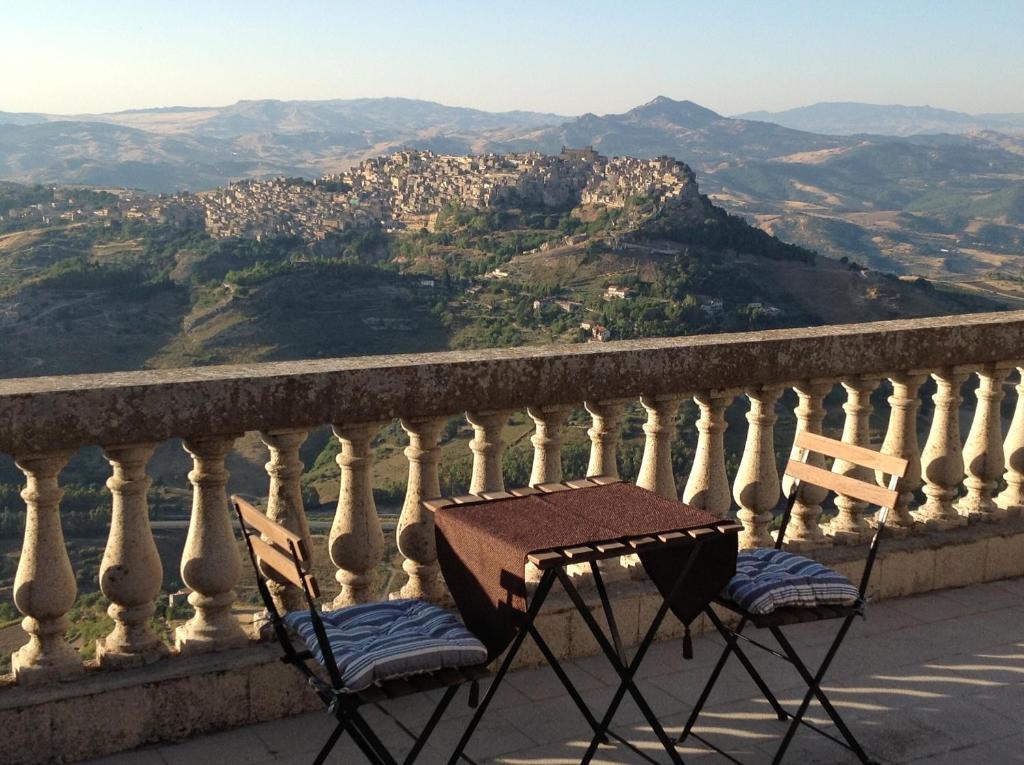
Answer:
(11, 451, 81, 684)
(828, 376, 878, 544)
(466, 410, 510, 494)
(175, 435, 247, 655)
(983, 531, 1024, 581)
(781, 380, 832, 549)
(584, 398, 629, 479)
(328, 421, 384, 606)
(878, 372, 928, 532)
(392, 416, 446, 602)
(97, 443, 167, 668)
(934, 538, 989, 589)
(259, 429, 313, 613)
(734, 386, 782, 548)
(683, 390, 734, 519)
(527, 404, 573, 485)
(959, 365, 1011, 520)
(3, 312, 1024, 455)
(917, 370, 970, 530)
(637, 393, 683, 500)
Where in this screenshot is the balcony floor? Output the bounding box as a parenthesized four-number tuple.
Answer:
(84, 577, 1024, 765)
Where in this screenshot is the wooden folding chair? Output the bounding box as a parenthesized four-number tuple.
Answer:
(232, 496, 490, 765)
(676, 432, 908, 765)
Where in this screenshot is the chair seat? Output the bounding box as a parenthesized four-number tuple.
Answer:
(284, 599, 488, 692)
(722, 548, 859, 616)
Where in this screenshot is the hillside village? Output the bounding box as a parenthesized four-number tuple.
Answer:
(2, 148, 706, 243)
(198, 147, 705, 240)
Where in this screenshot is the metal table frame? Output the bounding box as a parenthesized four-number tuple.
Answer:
(442, 516, 740, 765)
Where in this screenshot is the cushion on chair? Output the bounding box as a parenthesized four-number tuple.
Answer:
(723, 548, 860, 615)
(284, 599, 488, 691)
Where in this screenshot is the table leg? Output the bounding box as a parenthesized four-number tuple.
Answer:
(446, 569, 557, 765)
(571, 541, 707, 765)
(555, 567, 686, 765)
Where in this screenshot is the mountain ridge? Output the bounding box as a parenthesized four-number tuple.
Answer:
(737, 101, 1024, 137)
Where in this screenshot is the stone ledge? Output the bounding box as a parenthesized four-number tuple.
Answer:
(4, 518, 1024, 765)
(3, 310, 1022, 453)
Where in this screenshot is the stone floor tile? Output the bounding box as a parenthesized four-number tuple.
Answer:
(158, 726, 279, 765)
(422, 712, 538, 762)
(504, 657, 610, 702)
(80, 750, 168, 765)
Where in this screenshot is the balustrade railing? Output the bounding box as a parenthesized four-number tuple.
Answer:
(1, 311, 1023, 686)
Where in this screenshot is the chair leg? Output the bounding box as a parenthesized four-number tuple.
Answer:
(769, 618, 874, 765)
(312, 720, 347, 765)
(400, 684, 460, 765)
(348, 708, 399, 765)
(678, 609, 786, 745)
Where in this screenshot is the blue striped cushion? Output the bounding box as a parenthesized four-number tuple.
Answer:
(724, 549, 859, 615)
(284, 599, 487, 691)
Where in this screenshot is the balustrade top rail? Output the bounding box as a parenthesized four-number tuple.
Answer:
(2, 310, 1023, 454)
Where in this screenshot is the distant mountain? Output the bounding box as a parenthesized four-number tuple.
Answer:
(1, 95, 1023, 284)
(737, 102, 1024, 137)
(0, 120, 316, 191)
(0, 97, 569, 191)
(496, 96, 844, 162)
(0, 97, 567, 138)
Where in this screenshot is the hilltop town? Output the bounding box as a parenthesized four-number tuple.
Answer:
(198, 147, 706, 240)
(1, 147, 706, 243)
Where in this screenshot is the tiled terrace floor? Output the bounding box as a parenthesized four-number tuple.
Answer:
(86, 577, 1024, 764)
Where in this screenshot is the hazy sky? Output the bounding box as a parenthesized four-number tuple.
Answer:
(4, 0, 1023, 116)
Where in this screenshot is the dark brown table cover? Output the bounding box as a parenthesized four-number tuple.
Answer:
(434, 482, 738, 659)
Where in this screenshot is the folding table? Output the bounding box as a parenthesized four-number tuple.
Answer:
(429, 477, 741, 764)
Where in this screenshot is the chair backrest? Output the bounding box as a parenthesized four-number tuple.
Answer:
(232, 495, 343, 688)
(776, 431, 909, 596)
(234, 495, 319, 599)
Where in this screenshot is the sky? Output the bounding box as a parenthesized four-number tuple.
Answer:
(3, 0, 1023, 116)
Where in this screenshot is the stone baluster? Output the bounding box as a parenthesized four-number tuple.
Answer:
(584, 399, 629, 478)
(637, 394, 684, 500)
(176, 435, 247, 654)
(329, 422, 384, 607)
(916, 370, 969, 529)
(527, 405, 572, 485)
(11, 451, 82, 684)
(997, 366, 1024, 515)
(780, 381, 832, 549)
(683, 390, 734, 518)
(958, 365, 1011, 521)
(467, 410, 511, 494)
(877, 373, 928, 533)
(97, 443, 167, 668)
(733, 386, 782, 549)
(260, 429, 312, 613)
(828, 377, 878, 544)
(392, 416, 446, 602)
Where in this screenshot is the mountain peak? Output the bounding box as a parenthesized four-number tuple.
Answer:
(624, 96, 722, 126)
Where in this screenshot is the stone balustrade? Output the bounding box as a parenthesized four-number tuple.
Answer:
(1, 310, 1024, 704)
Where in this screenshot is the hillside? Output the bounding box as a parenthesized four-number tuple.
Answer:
(0, 148, 1003, 379)
(1, 96, 1022, 287)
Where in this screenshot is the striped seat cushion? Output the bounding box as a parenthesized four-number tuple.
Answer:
(723, 548, 859, 615)
(284, 599, 488, 691)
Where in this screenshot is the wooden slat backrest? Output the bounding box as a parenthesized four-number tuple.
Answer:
(785, 460, 899, 509)
(794, 431, 908, 477)
(232, 495, 309, 562)
(248, 534, 320, 599)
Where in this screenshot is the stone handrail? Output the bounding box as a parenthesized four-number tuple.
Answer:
(2, 310, 1024, 686)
